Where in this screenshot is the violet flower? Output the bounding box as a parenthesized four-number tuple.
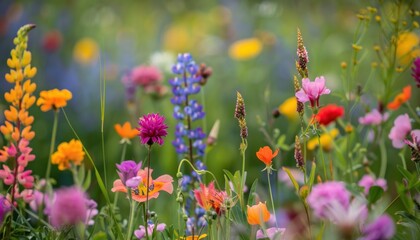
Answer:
(358, 175, 387, 195)
(388, 114, 412, 148)
(138, 113, 168, 146)
(359, 215, 395, 240)
(116, 160, 142, 186)
(295, 76, 331, 108)
(134, 223, 166, 239)
(0, 195, 11, 223)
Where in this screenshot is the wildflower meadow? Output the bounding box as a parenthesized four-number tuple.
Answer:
(1, 1, 420, 239)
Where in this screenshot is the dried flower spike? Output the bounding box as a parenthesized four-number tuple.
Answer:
(296, 28, 309, 78)
(235, 91, 248, 139)
(294, 136, 304, 169)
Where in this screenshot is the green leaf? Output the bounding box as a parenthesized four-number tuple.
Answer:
(92, 231, 107, 240)
(247, 179, 258, 206)
(397, 165, 413, 180)
(367, 186, 384, 204)
(282, 167, 299, 193)
(308, 162, 316, 188)
(78, 164, 85, 184)
(396, 182, 414, 213)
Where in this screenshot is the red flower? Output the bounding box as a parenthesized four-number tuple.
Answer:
(194, 182, 227, 215)
(315, 104, 344, 126)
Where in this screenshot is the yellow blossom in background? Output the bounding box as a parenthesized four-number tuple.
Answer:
(179, 234, 208, 240)
(229, 38, 263, 60)
(73, 37, 99, 65)
(278, 97, 299, 121)
(163, 25, 191, 53)
(396, 32, 420, 65)
(51, 139, 85, 170)
(307, 128, 340, 152)
(37, 89, 72, 112)
(114, 121, 139, 143)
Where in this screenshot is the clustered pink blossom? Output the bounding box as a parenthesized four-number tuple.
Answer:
(359, 215, 395, 240)
(358, 175, 387, 195)
(138, 113, 168, 145)
(295, 76, 331, 108)
(0, 139, 36, 202)
(49, 187, 97, 229)
(388, 114, 415, 148)
(359, 109, 388, 125)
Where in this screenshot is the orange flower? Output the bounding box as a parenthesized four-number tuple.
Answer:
(256, 146, 279, 166)
(387, 85, 411, 110)
(114, 122, 139, 142)
(51, 139, 85, 170)
(179, 234, 207, 240)
(37, 89, 72, 112)
(193, 182, 228, 215)
(111, 167, 173, 202)
(247, 202, 270, 225)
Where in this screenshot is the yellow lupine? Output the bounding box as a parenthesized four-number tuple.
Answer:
(19, 109, 34, 126)
(307, 128, 340, 152)
(4, 106, 18, 122)
(21, 126, 35, 141)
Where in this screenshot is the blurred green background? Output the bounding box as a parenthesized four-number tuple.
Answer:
(1, 0, 419, 228)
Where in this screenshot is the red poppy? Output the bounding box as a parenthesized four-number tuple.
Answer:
(314, 104, 344, 126)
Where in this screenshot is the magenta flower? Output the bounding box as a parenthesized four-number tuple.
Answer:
(412, 57, 420, 88)
(0, 195, 11, 223)
(295, 76, 331, 107)
(256, 227, 286, 239)
(307, 182, 351, 219)
(359, 215, 395, 240)
(358, 175, 387, 195)
(49, 187, 89, 229)
(388, 114, 412, 148)
(138, 113, 168, 145)
(134, 223, 166, 239)
(359, 109, 388, 125)
(116, 160, 142, 185)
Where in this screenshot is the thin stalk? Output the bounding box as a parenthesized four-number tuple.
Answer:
(317, 135, 327, 181)
(406, 102, 420, 124)
(302, 201, 312, 240)
(266, 171, 278, 228)
(145, 145, 152, 239)
(114, 142, 128, 209)
(126, 191, 136, 240)
(240, 138, 247, 209)
(379, 138, 387, 179)
(225, 209, 231, 240)
(45, 110, 59, 183)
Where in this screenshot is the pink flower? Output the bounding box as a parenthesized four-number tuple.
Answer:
(0, 195, 11, 223)
(360, 215, 395, 240)
(358, 175, 387, 195)
(134, 223, 166, 239)
(116, 160, 142, 185)
(295, 76, 331, 107)
(359, 109, 388, 125)
(388, 114, 412, 148)
(131, 65, 162, 88)
(112, 167, 173, 202)
(307, 182, 351, 220)
(49, 187, 89, 229)
(138, 113, 168, 145)
(256, 227, 286, 239)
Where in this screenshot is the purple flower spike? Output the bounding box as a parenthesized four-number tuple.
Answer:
(295, 76, 330, 108)
(412, 57, 420, 88)
(359, 215, 395, 240)
(138, 113, 168, 145)
(116, 160, 142, 185)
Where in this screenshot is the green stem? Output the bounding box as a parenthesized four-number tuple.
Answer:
(240, 138, 247, 209)
(317, 134, 327, 181)
(225, 209, 231, 240)
(302, 201, 312, 240)
(406, 102, 420, 124)
(45, 110, 59, 182)
(176, 159, 221, 189)
(145, 145, 152, 239)
(126, 191, 136, 240)
(267, 171, 278, 228)
(379, 138, 387, 179)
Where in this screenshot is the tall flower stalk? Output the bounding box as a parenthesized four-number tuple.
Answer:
(0, 24, 37, 235)
(235, 91, 248, 208)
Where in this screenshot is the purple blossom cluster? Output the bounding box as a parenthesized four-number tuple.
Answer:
(169, 53, 206, 158)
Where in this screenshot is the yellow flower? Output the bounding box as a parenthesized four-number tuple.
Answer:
(396, 32, 420, 65)
(37, 89, 72, 112)
(229, 38, 262, 60)
(278, 97, 299, 121)
(114, 122, 139, 143)
(163, 25, 192, 53)
(73, 38, 99, 65)
(51, 139, 85, 170)
(307, 128, 340, 152)
(178, 234, 207, 240)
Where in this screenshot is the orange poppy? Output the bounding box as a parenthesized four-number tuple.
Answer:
(247, 202, 270, 225)
(256, 146, 279, 166)
(387, 85, 411, 110)
(114, 122, 139, 141)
